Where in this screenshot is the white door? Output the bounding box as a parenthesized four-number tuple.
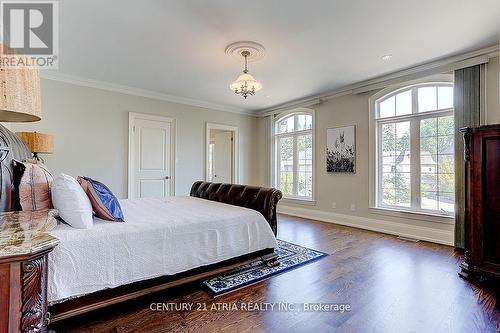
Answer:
(130, 116, 173, 198)
(213, 131, 233, 183)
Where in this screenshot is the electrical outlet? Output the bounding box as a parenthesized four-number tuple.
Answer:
(331, 202, 336, 209)
(350, 203, 356, 211)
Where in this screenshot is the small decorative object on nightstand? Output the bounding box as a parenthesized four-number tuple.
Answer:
(16, 131, 54, 162)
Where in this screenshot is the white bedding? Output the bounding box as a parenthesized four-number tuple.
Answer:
(48, 196, 277, 303)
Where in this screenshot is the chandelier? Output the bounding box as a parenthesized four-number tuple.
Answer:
(229, 50, 262, 99)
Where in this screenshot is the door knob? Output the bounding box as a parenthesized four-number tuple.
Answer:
(165, 176, 170, 180)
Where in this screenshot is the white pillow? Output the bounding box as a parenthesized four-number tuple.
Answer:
(51, 173, 93, 229)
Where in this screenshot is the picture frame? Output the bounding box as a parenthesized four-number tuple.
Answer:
(326, 125, 356, 173)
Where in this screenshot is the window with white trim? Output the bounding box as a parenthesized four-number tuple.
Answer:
(375, 83, 455, 215)
(273, 112, 313, 200)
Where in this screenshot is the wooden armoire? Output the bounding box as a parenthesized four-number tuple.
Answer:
(459, 125, 500, 280)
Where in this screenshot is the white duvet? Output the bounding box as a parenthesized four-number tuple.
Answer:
(48, 196, 277, 303)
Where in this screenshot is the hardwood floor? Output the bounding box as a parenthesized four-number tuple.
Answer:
(51, 214, 500, 333)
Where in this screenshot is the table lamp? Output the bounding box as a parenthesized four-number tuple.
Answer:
(0, 44, 42, 212)
(0, 44, 41, 122)
(15, 131, 53, 162)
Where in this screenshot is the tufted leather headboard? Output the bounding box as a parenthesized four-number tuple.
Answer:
(190, 181, 282, 236)
(0, 124, 31, 212)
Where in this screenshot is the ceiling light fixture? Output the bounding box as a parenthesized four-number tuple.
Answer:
(381, 54, 393, 61)
(229, 50, 262, 99)
(226, 41, 265, 99)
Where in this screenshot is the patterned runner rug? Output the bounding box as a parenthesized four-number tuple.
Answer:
(202, 239, 328, 296)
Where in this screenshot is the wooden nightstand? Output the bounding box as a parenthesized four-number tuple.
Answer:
(0, 209, 59, 333)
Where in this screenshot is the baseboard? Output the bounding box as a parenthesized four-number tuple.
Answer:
(277, 205, 454, 246)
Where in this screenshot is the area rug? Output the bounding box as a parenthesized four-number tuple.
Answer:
(202, 239, 328, 296)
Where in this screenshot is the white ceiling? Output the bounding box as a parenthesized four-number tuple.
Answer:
(53, 0, 500, 113)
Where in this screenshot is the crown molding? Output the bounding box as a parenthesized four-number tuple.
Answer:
(39, 71, 256, 116)
(257, 44, 500, 117)
(39, 44, 499, 119)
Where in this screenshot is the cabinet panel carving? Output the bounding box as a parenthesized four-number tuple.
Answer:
(21, 256, 48, 333)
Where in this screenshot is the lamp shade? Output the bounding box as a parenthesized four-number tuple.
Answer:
(229, 72, 262, 92)
(0, 44, 41, 122)
(16, 132, 53, 154)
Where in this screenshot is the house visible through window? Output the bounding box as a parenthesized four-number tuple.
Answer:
(375, 83, 455, 215)
(274, 112, 313, 200)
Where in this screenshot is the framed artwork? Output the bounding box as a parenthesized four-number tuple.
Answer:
(326, 125, 355, 173)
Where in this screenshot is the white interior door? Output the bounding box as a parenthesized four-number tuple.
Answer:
(213, 131, 233, 183)
(130, 116, 173, 198)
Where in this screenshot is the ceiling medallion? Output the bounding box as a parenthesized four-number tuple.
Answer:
(226, 41, 265, 99)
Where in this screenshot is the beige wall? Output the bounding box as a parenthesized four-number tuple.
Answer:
(11, 79, 258, 198)
(9, 53, 500, 244)
(256, 115, 271, 186)
(259, 92, 453, 239)
(256, 59, 500, 244)
(486, 56, 500, 124)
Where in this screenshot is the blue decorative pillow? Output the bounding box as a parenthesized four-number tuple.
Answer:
(77, 176, 124, 222)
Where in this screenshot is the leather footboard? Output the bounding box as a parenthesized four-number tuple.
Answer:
(190, 181, 282, 235)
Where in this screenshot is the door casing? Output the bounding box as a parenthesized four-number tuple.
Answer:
(206, 122, 239, 184)
(128, 112, 176, 198)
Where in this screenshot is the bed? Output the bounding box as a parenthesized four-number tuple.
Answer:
(47, 181, 282, 322)
(0, 125, 283, 329)
(48, 195, 277, 303)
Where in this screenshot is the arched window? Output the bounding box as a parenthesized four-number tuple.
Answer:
(273, 111, 314, 200)
(374, 83, 455, 215)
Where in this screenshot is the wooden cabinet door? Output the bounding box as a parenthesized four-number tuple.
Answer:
(479, 132, 500, 269)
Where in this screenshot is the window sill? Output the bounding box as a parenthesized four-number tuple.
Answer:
(280, 197, 316, 206)
(369, 207, 455, 225)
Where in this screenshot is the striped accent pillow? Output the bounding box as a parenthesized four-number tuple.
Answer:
(77, 176, 124, 222)
(13, 160, 54, 211)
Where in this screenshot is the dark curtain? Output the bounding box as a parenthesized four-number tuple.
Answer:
(454, 65, 482, 248)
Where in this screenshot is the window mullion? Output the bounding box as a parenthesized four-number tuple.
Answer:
(293, 134, 298, 196)
(376, 108, 452, 124)
(377, 124, 383, 206)
(410, 118, 421, 210)
(277, 138, 281, 189)
(275, 129, 312, 138)
(410, 87, 420, 210)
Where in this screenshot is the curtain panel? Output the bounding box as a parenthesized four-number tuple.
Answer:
(454, 65, 482, 248)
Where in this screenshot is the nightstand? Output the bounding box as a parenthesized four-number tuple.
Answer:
(0, 209, 59, 333)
